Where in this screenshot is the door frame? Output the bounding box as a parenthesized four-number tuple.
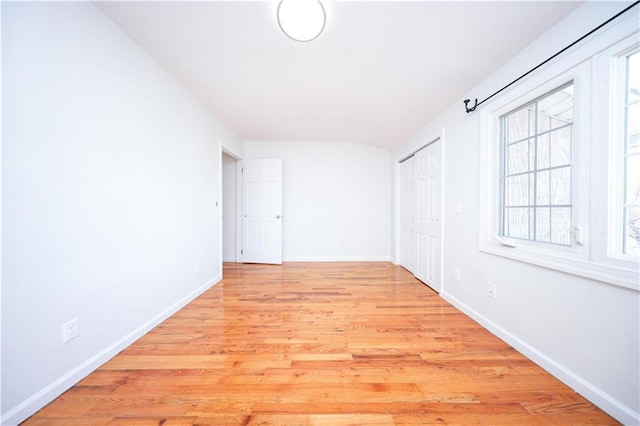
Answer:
(220, 144, 244, 269)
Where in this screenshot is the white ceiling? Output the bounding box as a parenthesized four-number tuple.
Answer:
(96, 1, 583, 150)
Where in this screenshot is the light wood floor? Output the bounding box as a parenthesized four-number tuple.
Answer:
(25, 262, 617, 425)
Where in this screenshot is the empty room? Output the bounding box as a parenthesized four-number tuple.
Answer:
(2, 1, 639, 425)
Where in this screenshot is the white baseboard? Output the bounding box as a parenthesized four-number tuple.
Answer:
(222, 256, 237, 262)
(283, 256, 391, 262)
(441, 291, 639, 425)
(2, 275, 222, 426)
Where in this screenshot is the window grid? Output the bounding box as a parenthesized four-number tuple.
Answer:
(499, 83, 574, 246)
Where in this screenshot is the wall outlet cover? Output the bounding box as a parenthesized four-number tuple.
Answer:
(62, 318, 79, 343)
(487, 282, 497, 299)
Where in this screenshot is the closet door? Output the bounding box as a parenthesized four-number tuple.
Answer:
(414, 149, 428, 282)
(400, 157, 415, 272)
(399, 139, 442, 292)
(414, 141, 442, 293)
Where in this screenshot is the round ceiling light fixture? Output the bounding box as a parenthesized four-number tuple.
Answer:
(277, 0, 326, 42)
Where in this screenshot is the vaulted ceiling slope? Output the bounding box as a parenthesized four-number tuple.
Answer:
(96, 1, 582, 150)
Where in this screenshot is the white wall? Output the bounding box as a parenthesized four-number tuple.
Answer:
(393, 3, 639, 424)
(222, 153, 237, 261)
(1, 3, 239, 423)
(244, 141, 391, 261)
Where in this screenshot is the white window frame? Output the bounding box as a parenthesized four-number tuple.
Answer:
(498, 79, 580, 249)
(597, 35, 640, 266)
(479, 11, 639, 291)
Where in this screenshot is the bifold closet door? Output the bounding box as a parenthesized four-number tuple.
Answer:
(400, 156, 415, 272)
(413, 142, 442, 293)
(399, 139, 442, 293)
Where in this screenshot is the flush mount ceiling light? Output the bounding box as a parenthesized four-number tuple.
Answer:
(277, 0, 326, 42)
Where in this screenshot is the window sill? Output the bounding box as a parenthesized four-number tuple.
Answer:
(479, 242, 639, 292)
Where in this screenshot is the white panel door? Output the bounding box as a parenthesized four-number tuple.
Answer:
(242, 159, 283, 264)
(400, 156, 415, 272)
(414, 140, 442, 292)
(414, 149, 428, 281)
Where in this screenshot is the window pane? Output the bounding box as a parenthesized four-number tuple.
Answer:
(550, 207, 571, 245)
(628, 101, 640, 130)
(536, 207, 551, 242)
(504, 207, 531, 239)
(550, 167, 571, 205)
(628, 51, 640, 103)
(630, 133, 640, 156)
(506, 107, 532, 142)
(536, 170, 550, 205)
(507, 139, 532, 175)
(627, 154, 640, 206)
(549, 126, 572, 167)
(538, 85, 574, 130)
(505, 174, 532, 206)
(538, 111, 552, 133)
(537, 134, 550, 170)
(626, 207, 640, 255)
(628, 101, 639, 155)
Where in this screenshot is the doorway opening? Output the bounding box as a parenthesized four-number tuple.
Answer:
(222, 151, 240, 263)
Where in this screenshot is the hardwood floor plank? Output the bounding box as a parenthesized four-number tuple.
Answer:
(24, 262, 618, 425)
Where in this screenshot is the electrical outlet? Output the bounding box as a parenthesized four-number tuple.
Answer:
(487, 282, 497, 299)
(194, 262, 201, 275)
(453, 268, 461, 282)
(62, 318, 79, 343)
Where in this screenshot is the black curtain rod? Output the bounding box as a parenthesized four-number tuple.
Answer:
(464, 1, 640, 114)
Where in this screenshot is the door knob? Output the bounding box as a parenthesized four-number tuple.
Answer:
(276, 215, 281, 219)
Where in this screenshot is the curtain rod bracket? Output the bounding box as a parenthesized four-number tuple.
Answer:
(464, 98, 478, 113)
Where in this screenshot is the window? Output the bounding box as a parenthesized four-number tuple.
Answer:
(478, 13, 639, 291)
(623, 51, 640, 256)
(500, 83, 574, 246)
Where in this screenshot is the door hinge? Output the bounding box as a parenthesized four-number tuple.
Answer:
(241, 167, 243, 173)
(241, 249, 243, 254)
